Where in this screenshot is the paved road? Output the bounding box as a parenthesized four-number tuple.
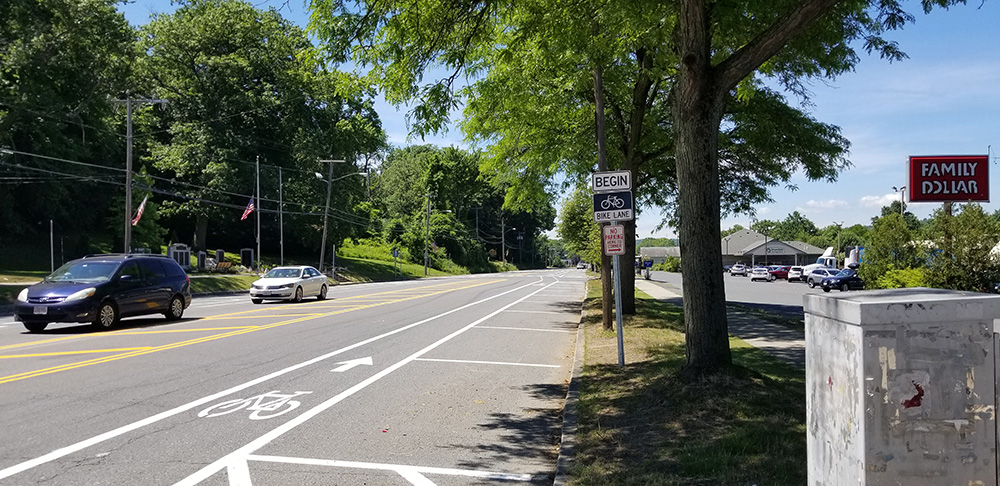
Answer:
(646, 269, 837, 319)
(0, 269, 585, 485)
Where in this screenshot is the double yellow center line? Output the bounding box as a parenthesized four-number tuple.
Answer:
(0, 279, 504, 385)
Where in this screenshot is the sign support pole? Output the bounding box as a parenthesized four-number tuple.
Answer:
(612, 221, 625, 368)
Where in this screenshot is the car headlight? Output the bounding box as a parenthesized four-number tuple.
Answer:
(278, 283, 294, 289)
(17, 289, 28, 302)
(64, 288, 96, 302)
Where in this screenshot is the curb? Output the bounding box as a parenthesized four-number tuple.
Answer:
(553, 293, 587, 485)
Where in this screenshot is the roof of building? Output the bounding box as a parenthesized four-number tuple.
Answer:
(640, 247, 681, 258)
(783, 240, 827, 255)
(721, 229, 767, 255)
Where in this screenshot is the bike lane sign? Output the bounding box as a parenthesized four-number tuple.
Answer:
(593, 190, 634, 222)
(603, 225, 626, 255)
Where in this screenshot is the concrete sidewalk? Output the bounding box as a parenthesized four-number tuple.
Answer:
(634, 278, 805, 368)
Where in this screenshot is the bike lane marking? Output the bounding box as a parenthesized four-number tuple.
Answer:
(174, 278, 561, 486)
(0, 277, 541, 481)
(0, 279, 505, 384)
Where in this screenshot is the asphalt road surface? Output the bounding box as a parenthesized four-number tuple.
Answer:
(646, 269, 837, 319)
(0, 269, 585, 485)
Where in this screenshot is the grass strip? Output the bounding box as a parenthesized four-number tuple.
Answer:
(570, 280, 806, 485)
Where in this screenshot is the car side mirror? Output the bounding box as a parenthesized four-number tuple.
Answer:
(120, 274, 134, 281)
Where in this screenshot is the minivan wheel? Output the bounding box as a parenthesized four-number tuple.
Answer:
(23, 322, 47, 333)
(93, 301, 118, 330)
(164, 296, 185, 320)
(317, 284, 327, 301)
(823, 287, 831, 292)
(291, 287, 303, 303)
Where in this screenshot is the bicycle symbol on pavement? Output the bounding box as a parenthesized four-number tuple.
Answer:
(198, 390, 312, 420)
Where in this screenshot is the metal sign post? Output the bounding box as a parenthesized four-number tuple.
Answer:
(611, 222, 625, 368)
(593, 170, 632, 368)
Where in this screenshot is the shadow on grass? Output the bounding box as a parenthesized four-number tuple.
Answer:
(572, 289, 806, 486)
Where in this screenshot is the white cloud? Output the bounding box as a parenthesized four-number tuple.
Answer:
(859, 194, 899, 208)
(802, 199, 849, 211)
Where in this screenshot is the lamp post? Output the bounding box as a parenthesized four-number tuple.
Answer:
(423, 194, 451, 276)
(834, 221, 844, 262)
(892, 185, 906, 216)
(317, 159, 347, 272)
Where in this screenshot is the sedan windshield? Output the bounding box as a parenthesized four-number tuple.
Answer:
(264, 268, 302, 279)
(45, 261, 119, 283)
(836, 269, 856, 277)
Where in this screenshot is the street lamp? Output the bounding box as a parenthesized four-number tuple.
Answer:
(892, 186, 906, 216)
(834, 221, 844, 262)
(316, 159, 347, 272)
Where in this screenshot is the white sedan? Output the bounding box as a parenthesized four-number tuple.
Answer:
(250, 266, 329, 304)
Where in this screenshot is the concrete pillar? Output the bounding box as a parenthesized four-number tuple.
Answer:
(805, 288, 999, 486)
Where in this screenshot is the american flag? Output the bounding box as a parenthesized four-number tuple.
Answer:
(131, 195, 148, 226)
(241, 196, 255, 221)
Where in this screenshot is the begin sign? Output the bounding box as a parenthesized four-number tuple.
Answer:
(909, 155, 989, 202)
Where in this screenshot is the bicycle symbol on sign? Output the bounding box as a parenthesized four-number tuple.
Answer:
(599, 195, 626, 210)
(198, 390, 312, 420)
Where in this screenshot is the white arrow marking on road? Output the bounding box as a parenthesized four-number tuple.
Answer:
(330, 356, 373, 373)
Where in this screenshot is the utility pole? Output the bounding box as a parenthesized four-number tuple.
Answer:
(113, 91, 167, 253)
(255, 155, 261, 270)
(278, 167, 284, 265)
(501, 216, 505, 264)
(425, 194, 431, 276)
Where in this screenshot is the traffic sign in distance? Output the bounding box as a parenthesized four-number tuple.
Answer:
(603, 225, 626, 255)
(591, 170, 632, 193)
(593, 191, 634, 222)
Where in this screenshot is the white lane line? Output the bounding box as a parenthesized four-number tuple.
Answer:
(0, 279, 542, 482)
(503, 310, 570, 316)
(174, 279, 560, 486)
(245, 455, 539, 483)
(226, 459, 252, 486)
(476, 325, 575, 333)
(414, 358, 560, 368)
(397, 468, 437, 486)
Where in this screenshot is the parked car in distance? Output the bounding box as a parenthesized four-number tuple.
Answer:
(750, 267, 775, 282)
(250, 265, 329, 304)
(730, 264, 748, 276)
(14, 254, 192, 333)
(787, 266, 804, 282)
(821, 269, 865, 292)
(806, 268, 838, 288)
(768, 265, 790, 280)
(577, 262, 587, 269)
(723, 264, 732, 273)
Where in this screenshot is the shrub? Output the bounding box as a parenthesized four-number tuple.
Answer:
(339, 238, 413, 263)
(652, 256, 681, 272)
(875, 267, 926, 289)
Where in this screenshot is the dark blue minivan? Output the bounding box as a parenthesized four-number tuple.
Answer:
(14, 254, 192, 333)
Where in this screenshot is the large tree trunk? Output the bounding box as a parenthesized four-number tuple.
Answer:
(193, 215, 209, 251)
(594, 62, 614, 330)
(675, 0, 731, 375)
(621, 220, 636, 314)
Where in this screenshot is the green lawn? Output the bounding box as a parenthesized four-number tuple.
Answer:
(569, 280, 807, 485)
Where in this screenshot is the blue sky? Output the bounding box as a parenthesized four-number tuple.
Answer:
(121, 1, 1000, 240)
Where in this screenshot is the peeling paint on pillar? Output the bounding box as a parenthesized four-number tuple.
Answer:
(805, 288, 1000, 486)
